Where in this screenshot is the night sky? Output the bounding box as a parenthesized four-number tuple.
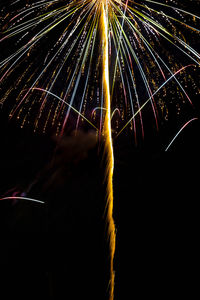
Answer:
(0, 1, 200, 299)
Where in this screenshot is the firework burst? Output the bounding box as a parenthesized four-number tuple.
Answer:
(0, 1, 200, 299)
(0, 0, 199, 135)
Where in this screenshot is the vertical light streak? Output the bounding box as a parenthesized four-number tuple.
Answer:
(100, 2, 116, 300)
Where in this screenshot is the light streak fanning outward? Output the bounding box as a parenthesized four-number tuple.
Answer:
(165, 118, 198, 151)
(0, 196, 44, 204)
(101, 1, 116, 300)
(0, 0, 200, 138)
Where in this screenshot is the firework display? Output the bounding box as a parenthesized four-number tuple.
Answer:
(0, 0, 199, 136)
(0, 1, 200, 300)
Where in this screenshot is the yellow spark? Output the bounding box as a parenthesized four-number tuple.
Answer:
(100, 1, 116, 300)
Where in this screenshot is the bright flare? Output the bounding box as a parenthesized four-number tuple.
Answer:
(100, 1, 116, 300)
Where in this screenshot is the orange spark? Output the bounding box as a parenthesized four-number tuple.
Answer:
(100, 2, 116, 300)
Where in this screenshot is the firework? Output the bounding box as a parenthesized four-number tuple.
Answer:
(0, 1, 200, 299)
(0, 0, 199, 134)
(0, 196, 44, 204)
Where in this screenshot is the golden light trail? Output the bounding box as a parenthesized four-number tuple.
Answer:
(100, 1, 116, 300)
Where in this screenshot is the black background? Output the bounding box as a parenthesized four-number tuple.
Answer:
(0, 108, 199, 300)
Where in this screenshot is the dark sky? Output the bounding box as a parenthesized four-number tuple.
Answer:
(0, 97, 200, 300)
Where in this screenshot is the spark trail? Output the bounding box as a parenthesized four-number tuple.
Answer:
(100, 1, 115, 299)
